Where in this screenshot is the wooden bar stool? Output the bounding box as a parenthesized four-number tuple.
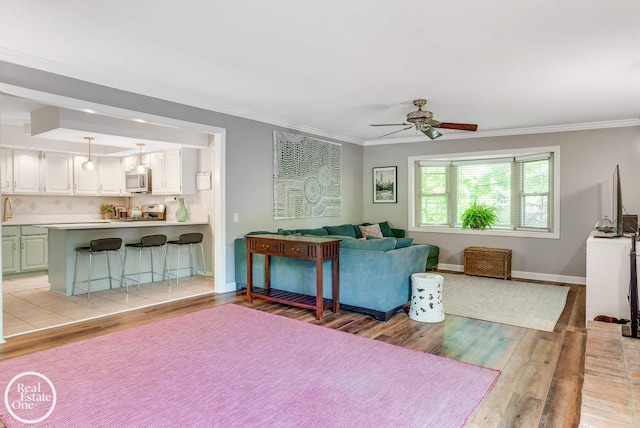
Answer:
(166, 232, 207, 284)
(72, 237, 123, 300)
(120, 234, 168, 292)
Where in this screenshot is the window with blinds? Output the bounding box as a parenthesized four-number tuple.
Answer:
(416, 151, 553, 232)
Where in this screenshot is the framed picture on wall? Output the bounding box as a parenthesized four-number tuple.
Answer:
(373, 166, 397, 203)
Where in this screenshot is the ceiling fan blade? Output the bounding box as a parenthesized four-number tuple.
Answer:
(436, 122, 478, 131)
(370, 123, 412, 127)
(421, 127, 442, 139)
(378, 125, 415, 138)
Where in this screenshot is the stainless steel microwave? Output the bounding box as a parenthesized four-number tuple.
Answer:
(125, 169, 152, 193)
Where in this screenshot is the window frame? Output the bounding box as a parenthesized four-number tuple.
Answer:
(408, 146, 560, 239)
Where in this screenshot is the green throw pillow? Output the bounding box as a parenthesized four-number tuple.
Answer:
(325, 224, 357, 238)
(378, 221, 394, 237)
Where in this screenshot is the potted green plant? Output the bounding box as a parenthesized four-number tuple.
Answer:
(461, 200, 497, 230)
(100, 203, 115, 219)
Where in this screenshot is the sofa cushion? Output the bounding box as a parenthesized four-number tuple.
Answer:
(304, 234, 355, 241)
(366, 235, 414, 249)
(340, 237, 397, 252)
(395, 237, 414, 248)
(300, 228, 328, 236)
(277, 229, 302, 236)
(325, 224, 357, 238)
(359, 223, 383, 238)
(246, 231, 275, 235)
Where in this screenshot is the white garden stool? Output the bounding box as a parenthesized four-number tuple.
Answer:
(409, 273, 445, 323)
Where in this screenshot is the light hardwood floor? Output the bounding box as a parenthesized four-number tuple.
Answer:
(0, 274, 586, 427)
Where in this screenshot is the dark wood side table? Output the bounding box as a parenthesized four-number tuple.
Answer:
(246, 234, 340, 319)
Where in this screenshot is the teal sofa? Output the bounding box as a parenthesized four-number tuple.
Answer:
(234, 223, 432, 321)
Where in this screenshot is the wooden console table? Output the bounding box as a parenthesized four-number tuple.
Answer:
(246, 234, 340, 319)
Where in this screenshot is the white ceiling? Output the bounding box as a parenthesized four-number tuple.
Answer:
(1, 0, 639, 145)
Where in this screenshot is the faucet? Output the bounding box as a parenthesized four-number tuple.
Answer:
(2, 197, 13, 222)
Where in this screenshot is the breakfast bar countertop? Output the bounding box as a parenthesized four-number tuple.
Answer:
(37, 220, 209, 230)
(43, 220, 210, 296)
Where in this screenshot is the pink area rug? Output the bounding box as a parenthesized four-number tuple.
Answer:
(0, 304, 499, 427)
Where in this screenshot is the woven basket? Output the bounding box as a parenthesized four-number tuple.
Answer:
(464, 246, 512, 280)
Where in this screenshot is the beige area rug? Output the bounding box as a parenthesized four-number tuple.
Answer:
(440, 273, 570, 331)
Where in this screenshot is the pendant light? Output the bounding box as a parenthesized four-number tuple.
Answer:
(135, 143, 148, 173)
(81, 137, 97, 171)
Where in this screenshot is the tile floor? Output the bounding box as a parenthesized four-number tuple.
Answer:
(2, 274, 214, 337)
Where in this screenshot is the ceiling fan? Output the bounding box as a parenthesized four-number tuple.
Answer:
(370, 99, 478, 139)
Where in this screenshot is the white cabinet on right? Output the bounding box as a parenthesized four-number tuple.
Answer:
(586, 233, 638, 323)
(151, 148, 197, 195)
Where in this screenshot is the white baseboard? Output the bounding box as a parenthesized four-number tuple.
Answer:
(217, 281, 239, 293)
(436, 263, 586, 285)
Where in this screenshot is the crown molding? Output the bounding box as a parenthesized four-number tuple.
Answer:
(363, 119, 640, 146)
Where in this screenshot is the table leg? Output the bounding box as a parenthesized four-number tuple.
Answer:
(315, 257, 323, 320)
(332, 256, 340, 313)
(264, 254, 271, 290)
(246, 251, 253, 303)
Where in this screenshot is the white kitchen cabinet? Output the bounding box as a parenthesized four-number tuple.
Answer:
(2, 227, 19, 274)
(20, 226, 48, 271)
(73, 156, 99, 195)
(98, 157, 124, 195)
(42, 152, 73, 194)
(1, 148, 13, 193)
(151, 148, 197, 195)
(12, 149, 41, 193)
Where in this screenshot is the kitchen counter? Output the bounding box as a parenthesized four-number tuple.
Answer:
(39, 220, 208, 230)
(2, 220, 111, 226)
(42, 221, 211, 296)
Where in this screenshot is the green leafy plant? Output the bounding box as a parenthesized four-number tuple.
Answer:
(100, 203, 115, 214)
(461, 200, 497, 230)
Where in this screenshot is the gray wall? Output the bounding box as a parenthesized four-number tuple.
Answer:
(363, 127, 640, 278)
(3, 60, 638, 281)
(0, 61, 364, 287)
(224, 117, 364, 279)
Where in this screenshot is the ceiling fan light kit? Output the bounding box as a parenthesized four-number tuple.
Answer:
(370, 98, 478, 139)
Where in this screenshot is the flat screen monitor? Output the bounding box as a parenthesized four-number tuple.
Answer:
(613, 164, 623, 236)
